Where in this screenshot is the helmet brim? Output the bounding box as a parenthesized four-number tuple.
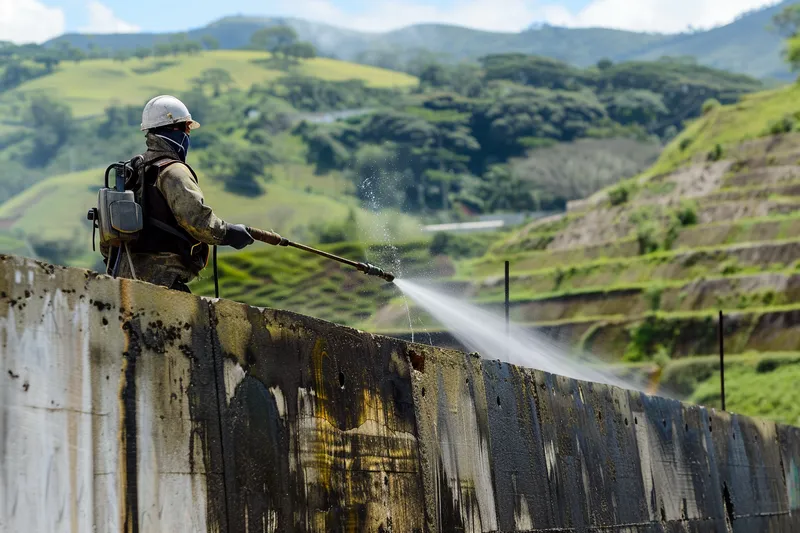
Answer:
(188, 120, 200, 130)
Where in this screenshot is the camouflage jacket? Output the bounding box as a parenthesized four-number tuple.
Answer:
(108, 133, 227, 289)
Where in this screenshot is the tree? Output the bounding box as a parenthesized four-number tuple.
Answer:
(419, 63, 450, 88)
(192, 68, 234, 97)
(774, 4, 800, 36)
(98, 104, 140, 137)
(604, 90, 668, 127)
(134, 47, 152, 61)
(153, 43, 172, 57)
(169, 33, 189, 55)
(66, 47, 86, 63)
(113, 49, 131, 62)
(33, 54, 60, 72)
(597, 58, 613, 70)
(182, 41, 202, 55)
(774, 4, 800, 70)
(467, 165, 537, 213)
(201, 35, 220, 50)
(56, 42, 85, 63)
(481, 53, 590, 90)
(250, 25, 298, 57)
(313, 208, 358, 243)
(26, 96, 74, 166)
(176, 87, 213, 125)
(448, 63, 483, 97)
(0, 61, 39, 91)
(223, 148, 273, 195)
(283, 41, 316, 60)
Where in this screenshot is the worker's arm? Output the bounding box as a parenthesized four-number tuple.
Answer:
(156, 163, 227, 245)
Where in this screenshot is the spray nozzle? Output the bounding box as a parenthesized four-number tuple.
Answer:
(358, 262, 395, 283)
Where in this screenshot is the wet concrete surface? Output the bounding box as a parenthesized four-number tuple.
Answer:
(1, 255, 799, 532)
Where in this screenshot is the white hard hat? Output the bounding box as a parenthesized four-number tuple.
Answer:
(140, 95, 200, 131)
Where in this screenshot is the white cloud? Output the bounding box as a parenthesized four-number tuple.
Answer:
(79, 1, 140, 34)
(281, 0, 783, 34)
(287, 0, 554, 33)
(0, 0, 65, 44)
(556, 0, 782, 33)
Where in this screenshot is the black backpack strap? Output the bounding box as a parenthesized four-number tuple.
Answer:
(142, 157, 194, 244)
(147, 158, 182, 180)
(146, 217, 193, 243)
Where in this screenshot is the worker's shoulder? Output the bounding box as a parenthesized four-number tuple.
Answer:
(157, 160, 196, 182)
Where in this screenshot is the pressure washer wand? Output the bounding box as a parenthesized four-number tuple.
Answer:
(246, 227, 395, 282)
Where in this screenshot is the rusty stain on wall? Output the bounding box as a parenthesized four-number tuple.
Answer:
(1, 254, 800, 532)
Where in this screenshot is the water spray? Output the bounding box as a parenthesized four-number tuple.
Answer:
(246, 227, 395, 282)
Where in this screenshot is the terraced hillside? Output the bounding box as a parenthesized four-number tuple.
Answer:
(374, 140, 800, 426)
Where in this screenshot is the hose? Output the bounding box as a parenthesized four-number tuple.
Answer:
(213, 245, 219, 298)
(123, 243, 137, 280)
(111, 247, 122, 278)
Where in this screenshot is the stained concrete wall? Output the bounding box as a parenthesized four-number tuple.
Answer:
(1, 254, 800, 532)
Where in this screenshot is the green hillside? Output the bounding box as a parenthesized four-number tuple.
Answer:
(0, 49, 760, 269)
(46, 1, 794, 79)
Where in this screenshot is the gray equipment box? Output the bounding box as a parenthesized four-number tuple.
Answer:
(97, 188, 143, 247)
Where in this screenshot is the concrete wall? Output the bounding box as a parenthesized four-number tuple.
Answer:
(1, 254, 799, 532)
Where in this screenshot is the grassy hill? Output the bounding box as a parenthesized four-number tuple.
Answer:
(198, 81, 800, 428)
(0, 50, 416, 119)
(46, 1, 794, 79)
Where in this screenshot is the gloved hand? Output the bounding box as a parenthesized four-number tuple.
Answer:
(224, 223, 255, 250)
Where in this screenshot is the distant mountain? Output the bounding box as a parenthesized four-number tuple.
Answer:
(46, 1, 795, 79)
(616, 1, 791, 80)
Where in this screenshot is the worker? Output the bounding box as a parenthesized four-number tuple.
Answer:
(105, 95, 254, 292)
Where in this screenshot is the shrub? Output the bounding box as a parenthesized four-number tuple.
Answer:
(675, 200, 699, 226)
(609, 183, 632, 206)
(312, 209, 358, 244)
(645, 286, 663, 312)
(701, 98, 720, 115)
(624, 315, 680, 362)
(663, 214, 681, 250)
(719, 259, 741, 275)
(553, 267, 566, 290)
(678, 137, 693, 151)
(756, 358, 779, 374)
(707, 143, 724, 162)
(636, 220, 660, 255)
(768, 115, 795, 135)
(653, 346, 672, 369)
(429, 232, 451, 256)
(429, 231, 496, 259)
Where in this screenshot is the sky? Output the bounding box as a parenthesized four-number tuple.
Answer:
(0, 0, 784, 44)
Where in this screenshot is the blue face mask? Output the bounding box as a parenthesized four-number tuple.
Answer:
(155, 129, 191, 162)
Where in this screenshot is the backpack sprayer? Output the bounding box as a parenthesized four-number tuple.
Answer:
(87, 158, 144, 278)
(245, 227, 395, 283)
